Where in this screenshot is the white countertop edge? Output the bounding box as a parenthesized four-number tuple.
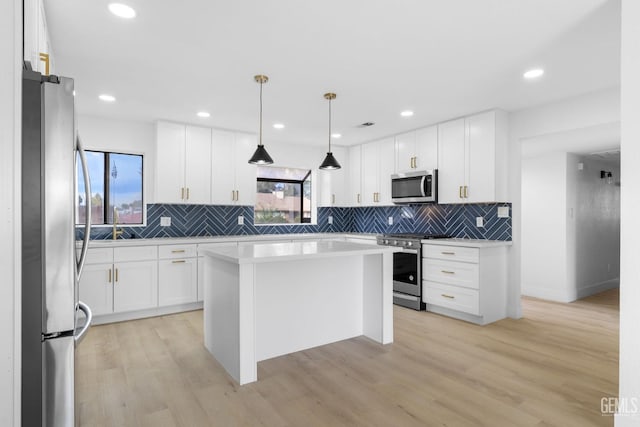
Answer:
(420, 238, 512, 248)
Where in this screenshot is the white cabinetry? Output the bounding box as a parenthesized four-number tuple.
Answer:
(395, 126, 438, 173)
(24, 0, 54, 75)
(422, 243, 507, 325)
(211, 129, 257, 205)
(158, 244, 198, 306)
(361, 138, 395, 206)
(348, 145, 362, 205)
(155, 121, 212, 204)
(78, 248, 114, 316)
(437, 110, 507, 204)
(319, 146, 348, 207)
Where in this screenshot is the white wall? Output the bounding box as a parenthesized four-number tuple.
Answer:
(1, 0, 21, 425)
(507, 86, 620, 317)
(522, 152, 570, 300)
(618, 1, 640, 424)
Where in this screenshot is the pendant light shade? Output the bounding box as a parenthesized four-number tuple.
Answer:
(249, 74, 274, 165)
(319, 92, 341, 170)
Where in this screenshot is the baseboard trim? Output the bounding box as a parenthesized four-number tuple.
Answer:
(576, 278, 620, 299)
(521, 286, 575, 303)
(92, 301, 203, 325)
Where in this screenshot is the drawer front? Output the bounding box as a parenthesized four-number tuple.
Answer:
(422, 259, 479, 289)
(82, 247, 114, 265)
(114, 245, 158, 262)
(423, 281, 480, 315)
(158, 244, 197, 259)
(423, 245, 479, 263)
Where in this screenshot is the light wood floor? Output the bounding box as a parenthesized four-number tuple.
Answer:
(76, 289, 619, 427)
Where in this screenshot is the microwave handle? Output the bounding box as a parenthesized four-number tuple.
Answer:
(420, 175, 427, 197)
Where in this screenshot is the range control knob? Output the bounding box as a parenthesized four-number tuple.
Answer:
(392, 240, 398, 246)
(407, 241, 413, 247)
(383, 239, 389, 245)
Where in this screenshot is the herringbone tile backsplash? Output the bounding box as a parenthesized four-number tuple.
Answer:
(83, 203, 511, 241)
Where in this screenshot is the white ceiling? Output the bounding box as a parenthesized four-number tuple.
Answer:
(45, 0, 620, 147)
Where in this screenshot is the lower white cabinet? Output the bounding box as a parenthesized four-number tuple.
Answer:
(113, 260, 159, 312)
(79, 263, 113, 316)
(422, 243, 507, 325)
(159, 258, 198, 306)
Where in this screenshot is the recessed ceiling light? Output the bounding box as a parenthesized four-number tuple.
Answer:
(401, 110, 414, 117)
(108, 3, 136, 19)
(273, 123, 285, 129)
(98, 94, 116, 102)
(197, 111, 210, 118)
(331, 133, 341, 138)
(523, 68, 544, 79)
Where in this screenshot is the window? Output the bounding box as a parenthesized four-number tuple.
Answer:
(255, 166, 312, 224)
(77, 150, 144, 225)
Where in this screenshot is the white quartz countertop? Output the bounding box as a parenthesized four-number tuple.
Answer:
(420, 238, 512, 248)
(199, 240, 398, 264)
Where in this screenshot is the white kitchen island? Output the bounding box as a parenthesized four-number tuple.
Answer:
(198, 240, 396, 385)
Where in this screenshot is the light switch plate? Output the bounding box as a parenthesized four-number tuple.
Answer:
(238, 215, 244, 225)
(497, 207, 510, 218)
(328, 215, 333, 225)
(160, 217, 171, 227)
(476, 217, 484, 227)
(388, 216, 393, 225)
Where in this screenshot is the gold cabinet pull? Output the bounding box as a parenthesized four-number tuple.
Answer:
(108, 269, 112, 283)
(231, 190, 235, 201)
(441, 251, 455, 255)
(441, 270, 455, 275)
(332, 194, 336, 205)
(459, 186, 463, 198)
(235, 190, 239, 201)
(115, 268, 119, 282)
(39, 52, 50, 75)
(172, 260, 186, 264)
(171, 249, 186, 253)
(464, 186, 468, 198)
(441, 294, 455, 299)
(181, 187, 185, 200)
(186, 187, 190, 200)
(357, 193, 361, 203)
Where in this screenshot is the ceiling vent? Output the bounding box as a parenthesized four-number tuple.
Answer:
(358, 122, 375, 128)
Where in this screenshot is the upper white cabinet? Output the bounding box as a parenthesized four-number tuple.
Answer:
(24, 0, 54, 75)
(395, 126, 438, 173)
(437, 110, 508, 204)
(211, 130, 257, 205)
(318, 146, 348, 207)
(155, 122, 212, 204)
(361, 138, 395, 206)
(348, 145, 362, 206)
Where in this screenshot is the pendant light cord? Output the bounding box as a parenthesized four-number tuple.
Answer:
(328, 97, 332, 153)
(259, 80, 263, 147)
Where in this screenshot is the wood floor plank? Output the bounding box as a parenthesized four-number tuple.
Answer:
(76, 289, 619, 426)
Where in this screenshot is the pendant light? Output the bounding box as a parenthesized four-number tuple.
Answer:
(248, 75, 274, 165)
(319, 92, 341, 170)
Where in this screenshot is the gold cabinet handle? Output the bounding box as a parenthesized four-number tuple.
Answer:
(441, 270, 455, 275)
(39, 52, 50, 76)
(115, 268, 119, 282)
(235, 190, 239, 201)
(181, 187, 185, 200)
(441, 294, 455, 299)
(108, 268, 112, 283)
(332, 194, 336, 205)
(441, 251, 455, 255)
(459, 186, 463, 199)
(231, 190, 235, 201)
(464, 186, 468, 198)
(186, 187, 190, 200)
(171, 249, 186, 253)
(172, 260, 186, 264)
(357, 193, 361, 203)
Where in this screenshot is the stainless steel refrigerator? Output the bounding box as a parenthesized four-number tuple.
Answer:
(22, 69, 93, 426)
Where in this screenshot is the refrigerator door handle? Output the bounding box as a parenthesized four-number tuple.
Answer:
(76, 134, 92, 278)
(74, 301, 92, 346)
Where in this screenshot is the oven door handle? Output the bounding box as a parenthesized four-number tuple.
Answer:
(401, 248, 420, 254)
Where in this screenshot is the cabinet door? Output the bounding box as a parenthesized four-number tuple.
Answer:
(78, 263, 113, 316)
(317, 169, 333, 207)
(415, 125, 438, 171)
(395, 131, 416, 172)
(211, 129, 236, 204)
(377, 138, 396, 205)
(234, 133, 258, 205)
(437, 118, 466, 204)
(184, 126, 212, 204)
(348, 145, 362, 206)
(466, 111, 496, 203)
(361, 142, 379, 206)
(158, 258, 197, 306)
(113, 261, 158, 313)
(155, 122, 186, 203)
(331, 146, 348, 206)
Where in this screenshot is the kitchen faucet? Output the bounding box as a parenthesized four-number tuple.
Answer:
(112, 207, 124, 240)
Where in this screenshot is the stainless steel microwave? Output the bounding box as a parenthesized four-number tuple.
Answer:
(391, 170, 437, 203)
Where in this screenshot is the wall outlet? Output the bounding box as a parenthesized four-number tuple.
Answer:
(328, 215, 333, 225)
(160, 217, 171, 227)
(578, 162, 584, 170)
(497, 207, 510, 218)
(388, 216, 394, 225)
(476, 217, 484, 227)
(238, 215, 244, 226)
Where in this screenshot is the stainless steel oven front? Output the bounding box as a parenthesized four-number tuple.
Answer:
(377, 236, 425, 311)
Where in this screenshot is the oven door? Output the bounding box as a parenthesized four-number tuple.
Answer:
(392, 248, 421, 297)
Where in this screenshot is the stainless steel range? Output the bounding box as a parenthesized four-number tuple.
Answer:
(376, 233, 451, 310)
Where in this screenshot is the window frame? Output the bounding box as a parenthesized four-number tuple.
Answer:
(255, 169, 312, 225)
